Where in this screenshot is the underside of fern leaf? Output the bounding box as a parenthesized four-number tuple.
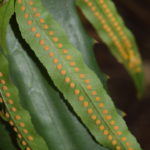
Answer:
(41, 0, 108, 88)
(76, 0, 144, 98)
(15, 0, 142, 150)
(5, 20, 108, 150)
(0, 1, 109, 150)
(0, 53, 49, 150)
(0, 1, 49, 150)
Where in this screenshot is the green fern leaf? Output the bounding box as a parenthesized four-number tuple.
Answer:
(76, 0, 144, 97)
(15, 0, 142, 150)
(0, 53, 49, 150)
(41, 0, 107, 88)
(5, 21, 108, 150)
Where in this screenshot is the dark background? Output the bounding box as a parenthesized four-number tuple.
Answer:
(83, 0, 150, 150)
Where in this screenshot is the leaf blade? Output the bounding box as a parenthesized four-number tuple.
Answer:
(15, 0, 142, 150)
(0, 0, 14, 54)
(0, 2, 48, 149)
(41, 0, 107, 87)
(76, 0, 144, 97)
(42, 0, 125, 117)
(6, 21, 108, 150)
(0, 52, 49, 150)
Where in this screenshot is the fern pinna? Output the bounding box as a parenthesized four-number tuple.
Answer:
(0, 0, 143, 150)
